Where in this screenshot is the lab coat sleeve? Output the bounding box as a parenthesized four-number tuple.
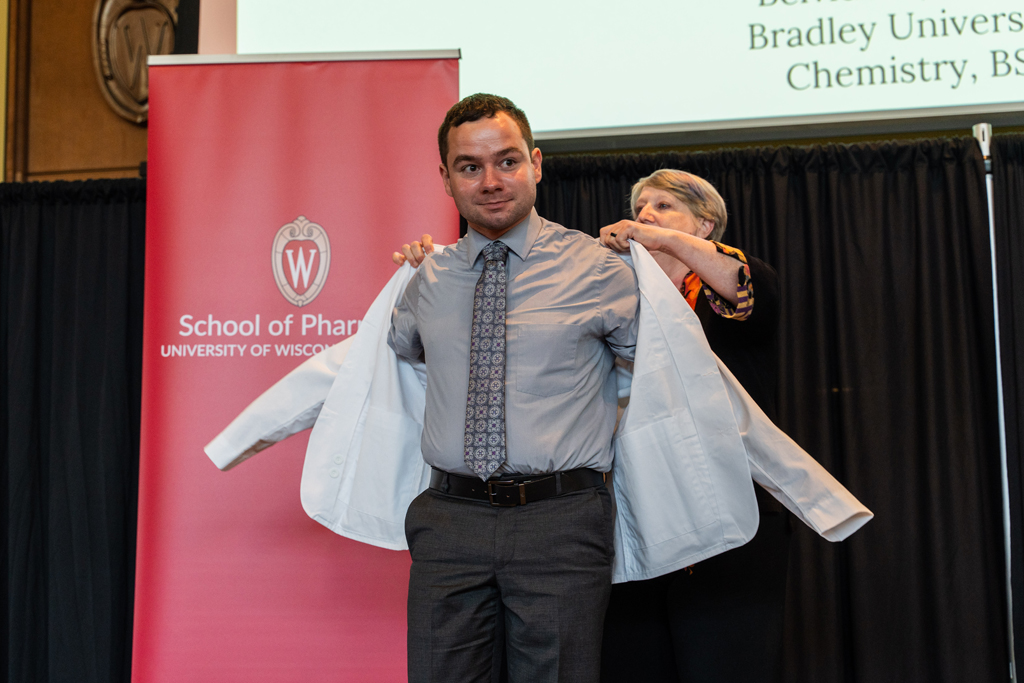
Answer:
(203, 336, 355, 471)
(717, 359, 874, 541)
(619, 242, 872, 547)
(203, 248, 444, 474)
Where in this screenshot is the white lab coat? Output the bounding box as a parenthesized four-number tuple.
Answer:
(205, 243, 872, 583)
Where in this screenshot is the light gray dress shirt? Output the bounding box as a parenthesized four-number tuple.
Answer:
(388, 209, 639, 476)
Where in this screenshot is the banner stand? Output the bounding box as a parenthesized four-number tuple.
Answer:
(136, 51, 460, 683)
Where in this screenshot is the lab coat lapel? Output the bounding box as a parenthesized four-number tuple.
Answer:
(611, 243, 759, 583)
(301, 262, 431, 549)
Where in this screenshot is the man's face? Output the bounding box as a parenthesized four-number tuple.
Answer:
(440, 112, 543, 240)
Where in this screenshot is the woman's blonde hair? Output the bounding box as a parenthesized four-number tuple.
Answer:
(630, 169, 727, 242)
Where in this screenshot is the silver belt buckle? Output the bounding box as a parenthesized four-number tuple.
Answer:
(487, 480, 526, 506)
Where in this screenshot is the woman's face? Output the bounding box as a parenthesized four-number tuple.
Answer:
(634, 187, 713, 239)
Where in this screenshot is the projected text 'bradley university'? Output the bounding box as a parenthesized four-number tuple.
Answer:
(238, 0, 1024, 134)
(751, 8, 1024, 93)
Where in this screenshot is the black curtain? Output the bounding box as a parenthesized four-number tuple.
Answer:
(537, 139, 1009, 683)
(1, 180, 145, 683)
(0, 141, 1012, 683)
(173, 0, 201, 55)
(994, 133, 1024, 675)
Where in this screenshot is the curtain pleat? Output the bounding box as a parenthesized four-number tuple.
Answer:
(538, 139, 1009, 683)
(1, 180, 145, 683)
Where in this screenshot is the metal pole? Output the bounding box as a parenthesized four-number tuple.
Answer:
(973, 121, 1017, 682)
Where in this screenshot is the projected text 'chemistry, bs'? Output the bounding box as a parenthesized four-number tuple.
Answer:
(751, 4, 1024, 93)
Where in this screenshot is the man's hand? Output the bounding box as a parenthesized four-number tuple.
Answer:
(392, 234, 435, 267)
(599, 221, 672, 253)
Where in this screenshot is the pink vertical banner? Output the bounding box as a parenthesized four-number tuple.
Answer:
(137, 54, 460, 682)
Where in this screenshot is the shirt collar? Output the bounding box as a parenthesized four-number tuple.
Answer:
(466, 208, 542, 266)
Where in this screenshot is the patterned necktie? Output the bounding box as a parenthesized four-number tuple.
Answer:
(464, 241, 509, 479)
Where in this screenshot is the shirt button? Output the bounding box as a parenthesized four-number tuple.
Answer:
(329, 468, 339, 478)
(333, 455, 343, 464)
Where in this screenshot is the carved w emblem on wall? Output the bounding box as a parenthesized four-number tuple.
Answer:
(93, 0, 178, 124)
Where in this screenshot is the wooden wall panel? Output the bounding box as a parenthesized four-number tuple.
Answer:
(0, 0, 8, 162)
(26, 0, 146, 180)
(6, 0, 30, 180)
(6, 0, 148, 181)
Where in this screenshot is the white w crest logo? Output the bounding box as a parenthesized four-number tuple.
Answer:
(285, 248, 317, 290)
(272, 216, 331, 307)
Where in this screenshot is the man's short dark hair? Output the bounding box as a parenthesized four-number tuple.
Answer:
(438, 93, 534, 166)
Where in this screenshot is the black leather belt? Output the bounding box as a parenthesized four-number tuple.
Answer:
(429, 467, 606, 507)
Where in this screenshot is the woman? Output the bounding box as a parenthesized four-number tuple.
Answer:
(598, 169, 790, 683)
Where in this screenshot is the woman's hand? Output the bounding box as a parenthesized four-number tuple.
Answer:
(392, 234, 435, 267)
(599, 220, 673, 253)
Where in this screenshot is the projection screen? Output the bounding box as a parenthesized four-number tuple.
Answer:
(237, 0, 1024, 139)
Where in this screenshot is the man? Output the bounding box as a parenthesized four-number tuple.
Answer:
(387, 93, 639, 683)
(207, 93, 870, 683)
